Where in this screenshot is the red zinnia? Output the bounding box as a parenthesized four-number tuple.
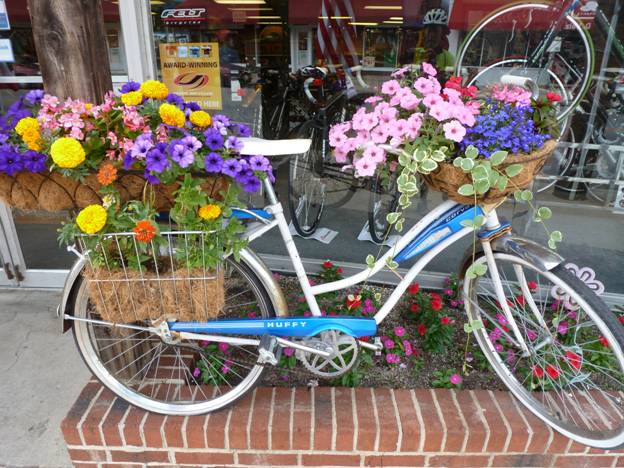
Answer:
(336, 267, 343, 274)
(599, 335, 610, 347)
(532, 365, 544, 378)
(440, 316, 451, 325)
(417, 323, 427, 336)
(430, 293, 443, 311)
(565, 351, 582, 370)
(323, 260, 333, 269)
(527, 281, 538, 291)
(618, 316, 624, 325)
(133, 220, 156, 243)
(410, 303, 420, 313)
(516, 295, 526, 306)
(408, 283, 420, 295)
(546, 92, 561, 102)
(546, 364, 561, 379)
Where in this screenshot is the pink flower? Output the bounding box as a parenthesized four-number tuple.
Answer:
(389, 119, 408, 139)
(283, 347, 295, 357)
(365, 95, 382, 105)
(429, 103, 452, 121)
(192, 367, 200, 378)
(494, 343, 504, 353)
(353, 111, 378, 132)
(423, 94, 443, 108)
(383, 339, 395, 349)
(377, 106, 398, 124)
(557, 321, 569, 335)
(527, 329, 538, 341)
(403, 340, 413, 356)
(69, 127, 84, 140)
(443, 87, 461, 100)
(363, 146, 386, 163)
(353, 156, 377, 177)
(394, 326, 406, 337)
(385, 353, 400, 364)
(421, 62, 437, 76)
(370, 125, 390, 144)
(443, 120, 466, 142)
(466, 100, 481, 115)
(449, 373, 462, 385)
(453, 106, 476, 127)
(496, 313, 508, 326)
(334, 147, 350, 163)
(400, 93, 420, 110)
(329, 129, 348, 147)
(381, 79, 401, 96)
(391, 66, 409, 78)
(218, 342, 229, 353)
(414, 77, 435, 95)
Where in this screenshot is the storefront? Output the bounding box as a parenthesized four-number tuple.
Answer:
(0, 0, 622, 301)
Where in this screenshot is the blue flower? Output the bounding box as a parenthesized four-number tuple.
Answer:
(24, 90, 44, 106)
(120, 81, 140, 94)
(204, 127, 224, 151)
(221, 158, 241, 178)
(165, 93, 184, 107)
(231, 123, 251, 137)
(204, 152, 223, 173)
(22, 150, 47, 173)
(249, 155, 270, 172)
(0, 149, 23, 176)
(225, 136, 243, 152)
(240, 175, 261, 193)
(145, 146, 170, 173)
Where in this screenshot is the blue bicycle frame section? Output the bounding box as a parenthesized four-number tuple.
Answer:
(394, 204, 483, 263)
(169, 316, 377, 338)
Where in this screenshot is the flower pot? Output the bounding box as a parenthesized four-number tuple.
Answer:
(421, 140, 557, 205)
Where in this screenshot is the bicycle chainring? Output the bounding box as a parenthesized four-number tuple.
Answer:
(297, 330, 359, 378)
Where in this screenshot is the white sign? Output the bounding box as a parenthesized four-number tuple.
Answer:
(0, 1, 9, 30)
(0, 39, 14, 62)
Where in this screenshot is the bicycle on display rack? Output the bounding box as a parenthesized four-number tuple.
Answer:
(62, 136, 624, 449)
(454, 0, 624, 196)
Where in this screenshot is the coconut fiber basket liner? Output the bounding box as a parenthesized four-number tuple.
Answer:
(82, 266, 225, 324)
(422, 140, 557, 205)
(0, 171, 229, 212)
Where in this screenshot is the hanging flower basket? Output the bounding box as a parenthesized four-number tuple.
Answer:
(421, 139, 557, 205)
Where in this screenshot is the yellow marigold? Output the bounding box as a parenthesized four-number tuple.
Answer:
(158, 103, 185, 128)
(120, 91, 143, 107)
(14, 117, 40, 136)
(50, 137, 86, 169)
(23, 133, 42, 151)
(76, 205, 107, 235)
(189, 110, 211, 128)
(140, 80, 169, 100)
(198, 204, 222, 221)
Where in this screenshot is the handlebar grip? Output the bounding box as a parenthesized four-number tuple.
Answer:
(348, 65, 369, 88)
(303, 77, 317, 104)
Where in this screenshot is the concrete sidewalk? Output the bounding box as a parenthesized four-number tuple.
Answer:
(0, 289, 89, 468)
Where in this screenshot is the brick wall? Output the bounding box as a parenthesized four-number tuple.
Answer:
(62, 381, 618, 467)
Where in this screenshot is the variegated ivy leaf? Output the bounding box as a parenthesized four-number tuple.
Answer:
(431, 150, 446, 162)
(414, 148, 428, 162)
(386, 212, 400, 224)
(399, 193, 411, 208)
(402, 182, 418, 193)
(397, 173, 408, 186)
(520, 189, 533, 201)
(395, 218, 404, 232)
(374, 292, 382, 302)
(548, 230, 563, 249)
(474, 179, 490, 194)
(366, 254, 375, 268)
(458, 184, 475, 196)
(497, 176, 509, 191)
(471, 165, 489, 181)
(463, 320, 484, 333)
(420, 159, 438, 172)
(385, 259, 399, 270)
(459, 158, 474, 171)
(453, 157, 463, 168)
(505, 164, 523, 177)
(473, 215, 486, 228)
(489, 150, 508, 166)
(465, 263, 487, 279)
(465, 145, 479, 159)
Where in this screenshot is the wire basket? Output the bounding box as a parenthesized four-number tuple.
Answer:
(78, 231, 225, 324)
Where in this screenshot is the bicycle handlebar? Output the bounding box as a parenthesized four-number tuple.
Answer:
(303, 77, 317, 104)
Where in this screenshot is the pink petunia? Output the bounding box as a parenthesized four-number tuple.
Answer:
(363, 146, 386, 163)
(414, 77, 435, 95)
(449, 374, 463, 385)
(394, 326, 406, 337)
(353, 156, 377, 177)
(423, 94, 443, 108)
(371, 125, 390, 144)
(381, 79, 401, 96)
(389, 119, 408, 139)
(400, 93, 420, 110)
(443, 120, 466, 142)
(429, 103, 452, 122)
(365, 95, 382, 105)
(421, 62, 437, 76)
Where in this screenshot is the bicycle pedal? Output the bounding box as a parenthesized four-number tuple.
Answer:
(373, 336, 383, 356)
(258, 334, 281, 366)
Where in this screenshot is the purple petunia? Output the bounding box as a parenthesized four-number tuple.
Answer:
(221, 158, 241, 178)
(204, 127, 224, 151)
(165, 93, 184, 107)
(169, 142, 194, 168)
(231, 123, 252, 137)
(204, 152, 223, 173)
(145, 147, 169, 173)
(0, 149, 23, 176)
(180, 135, 202, 153)
(240, 175, 261, 193)
(184, 101, 201, 112)
(130, 137, 153, 159)
(120, 81, 140, 94)
(143, 169, 161, 185)
(212, 114, 231, 128)
(249, 155, 270, 172)
(225, 136, 243, 152)
(24, 90, 44, 105)
(22, 150, 47, 173)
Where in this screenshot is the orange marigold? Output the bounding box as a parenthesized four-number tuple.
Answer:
(97, 163, 118, 186)
(133, 220, 157, 243)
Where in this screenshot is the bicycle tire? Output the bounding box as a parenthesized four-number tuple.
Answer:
(368, 172, 400, 244)
(455, 1, 595, 122)
(288, 120, 326, 237)
(72, 253, 276, 416)
(462, 252, 624, 448)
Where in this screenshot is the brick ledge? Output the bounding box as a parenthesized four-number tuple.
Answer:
(62, 382, 618, 467)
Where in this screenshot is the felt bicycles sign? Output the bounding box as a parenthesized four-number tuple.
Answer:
(159, 42, 222, 110)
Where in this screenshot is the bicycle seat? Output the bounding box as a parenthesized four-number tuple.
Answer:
(239, 137, 311, 156)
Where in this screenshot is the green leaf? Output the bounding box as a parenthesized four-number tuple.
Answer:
(453, 157, 463, 168)
(386, 212, 400, 224)
(520, 189, 533, 201)
(489, 150, 508, 166)
(459, 158, 474, 171)
(398, 194, 411, 208)
(460, 219, 474, 228)
(397, 173, 408, 186)
(497, 176, 509, 191)
(414, 148, 428, 162)
(402, 182, 418, 193)
(465, 145, 479, 159)
(473, 215, 486, 228)
(464, 320, 484, 333)
(374, 292, 382, 302)
(420, 159, 438, 172)
(505, 164, 523, 177)
(458, 184, 475, 196)
(474, 179, 490, 194)
(550, 230, 563, 242)
(474, 263, 487, 275)
(398, 153, 411, 167)
(537, 206, 552, 220)
(431, 150, 446, 162)
(471, 165, 489, 181)
(514, 190, 523, 201)
(366, 254, 375, 268)
(385, 258, 399, 270)
(395, 219, 404, 232)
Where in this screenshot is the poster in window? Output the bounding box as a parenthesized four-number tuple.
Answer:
(362, 29, 400, 69)
(159, 42, 222, 110)
(0, 1, 9, 30)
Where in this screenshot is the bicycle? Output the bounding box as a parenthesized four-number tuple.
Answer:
(455, 0, 624, 195)
(60, 136, 624, 449)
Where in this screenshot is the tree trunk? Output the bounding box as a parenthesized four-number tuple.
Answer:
(27, 0, 112, 103)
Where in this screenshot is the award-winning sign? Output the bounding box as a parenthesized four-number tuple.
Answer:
(159, 42, 222, 110)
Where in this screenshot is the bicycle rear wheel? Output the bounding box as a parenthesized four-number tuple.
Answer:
(72, 253, 276, 416)
(463, 252, 624, 448)
(455, 2, 594, 121)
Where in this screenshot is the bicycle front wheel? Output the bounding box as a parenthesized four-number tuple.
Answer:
(455, 2, 594, 121)
(463, 252, 624, 448)
(72, 254, 276, 416)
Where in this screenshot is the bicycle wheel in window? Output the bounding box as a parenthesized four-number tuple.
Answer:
(288, 121, 326, 237)
(463, 252, 624, 449)
(455, 2, 594, 122)
(368, 171, 400, 244)
(72, 254, 276, 416)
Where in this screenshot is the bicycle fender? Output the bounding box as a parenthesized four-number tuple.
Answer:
(59, 248, 290, 333)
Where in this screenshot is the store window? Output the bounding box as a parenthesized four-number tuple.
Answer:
(147, 0, 623, 296)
